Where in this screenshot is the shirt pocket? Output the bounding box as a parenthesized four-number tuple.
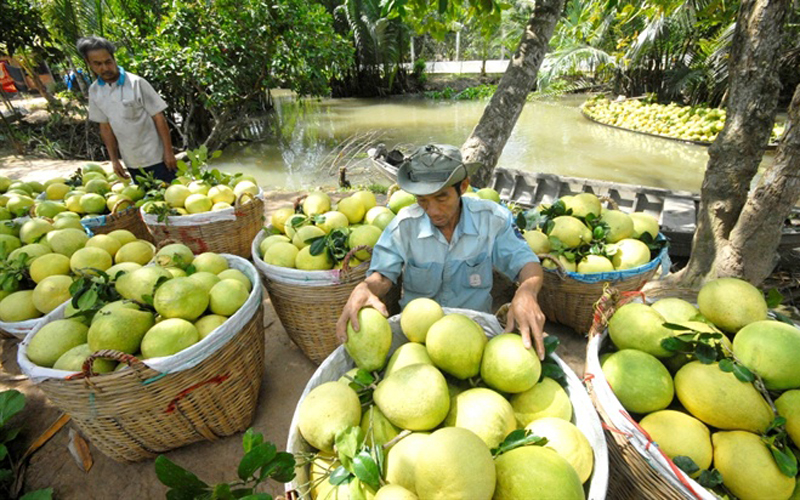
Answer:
(460, 252, 493, 289)
(121, 98, 143, 120)
(403, 261, 443, 296)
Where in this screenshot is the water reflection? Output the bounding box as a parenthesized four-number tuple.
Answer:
(212, 94, 774, 193)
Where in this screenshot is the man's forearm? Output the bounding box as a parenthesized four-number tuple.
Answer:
(516, 262, 543, 297)
(99, 123, 120, 162)
(153, 112, 174, 153)
(363, 272, 394, 299)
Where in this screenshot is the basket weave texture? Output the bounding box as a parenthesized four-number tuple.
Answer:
(585, 286, 718, 500)
(144, 195, 265, 258)
(35, 304, 265, 462)
(83, 206, 155, 243)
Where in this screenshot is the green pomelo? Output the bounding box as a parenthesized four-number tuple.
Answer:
(523, 230, 551, 254)
(20, 219, 54, 245)
(674, 361, 773, 433)
(526, 417, 594, 484)
(697, 277, 767, 333)
(121, 185, 144, 201)
(140, 318, 200, 358)
(302, 191, 331, 216)
(577, 255, 614, 273)
(115, 241, 154, 265)
(444, 387, 516, 449)
(70, 247, 112, 276)
(295, 245, 333, 270)
(284, 214, 309, 239)
(164, 184, 191, 207)
(602, 349, 674, 414)
(85, 234, 122, 257)
(64, 194, 84, 214)
(549, 216, 592, 249)
(84, 178, 110, 195)
(194, 314, 227, 339)
(297, 381, 361, 453)
(388, 190, 416, 214)
(80, 193, 106, 214)
(154, 277, 210, 321)
(192, 252, 228, 274)
(374, 485, 417, 500)
(216, 269, 251, 291)
(600, 209, 634, 243)
(352, 191, 377, 211)
(639, 410, 712, 477)
(650, 298, 700, 323)
(259, 235, 290, 257)
(88, 308, 155, 353)
(269, 207, 294, 234)
(365, 206, 393, 225)
(510, 377, 573, 426)
(188, 181, 210, 195)
(374, 363, 450, 431)
(0, 222, 16, 235)
(106, 229, 137, 246)
(372, 212, 395, 231)
(476, 187, 501, 203)
(6, 196, 34, 216)
(318, 211, 349, 233)
(52, 216, 83, 230)
(348, 225, 382, 261)
(91, 300, 143, 324)
(345, 307, 392, 372)
(608, 303, 675, 358)
(53, 343, 116, 373)
(493, 443, 585, 500)
(361, 405, 400, 448)
(209, 279, 248, 316)
(610, 238, 651, 269)
(208, 185, 235, 205)
(34, 201, 67, 218)
(776, 391, 800, 449)
(264, 242, 299, 268)
(155, 243, 194, 268)
(564, 192, 601, 219)
(733, 320, 800, 390)
(480, 333, 541, 393)
(415, 427, 495, 500)
(9, 243, 50, 266)
(400, 298, 444, 343)
(106, 262, 141, 279)
(629, 212, 659, 239)
(385, 342, 433, 377)
(115, 266, 173, 302)
(166, 267, 186, 278)
(32, 275, 73, 314)
(713, 431, 795, 500)
(385, 432, 430, 494)
(184, 194, 212, 213)
(46, 183, 70, 200)
(337, 196, 366, 224)
(292, 225, 326, 250)
(425, 313, 486, 380)
(187, 272, 221, 293)
(0, 234, 22, 254)
(27, 320, 89, 367)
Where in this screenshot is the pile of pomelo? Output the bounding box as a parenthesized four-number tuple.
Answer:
(142, 174, 260, 216)
(0, 223, 154, 325)
(25, 244, 252, 373)
(582, 96, 786, 144)
(296, 298, 594, 499)
(519, 191, 662, 274)
(600, 277, 800, 500)
(0, 176, 48, 220)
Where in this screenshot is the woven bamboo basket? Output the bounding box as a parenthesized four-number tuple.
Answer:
(18, 256, 265, 462)
(252, 231, 399, 365)
(284, 308, 609, 499)
(537, 241, 668, 334)
(143, 192, 265, 258)
(81, 200, 154, 243)
(584, 286, 719, 500)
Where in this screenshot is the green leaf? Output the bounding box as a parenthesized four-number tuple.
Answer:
(335, 427, 363, 462)
(352, 451, 380, 491)
(258, 451, 295, 483)
(662, 322, 693, 331)
(718, 359, 735, 372)
(773, 312, 796, 326)
(0, 469, 12, 482)
(732, 363, 755, 383)
(212, 483, 235, 500)
(672, 455, 700, 475)
(0, 389, 25, 426)
(660, 337, 689, 352)
(237, 495, 271, 500)
(767, 417, 788, 434)
(543, 336, 560, 356)
(766, 288, 784, 309)
(242, 428, 263, 454)
(695, 342, 717, 364)
(491, 429, 547, 456)
(1, 426, 21, 444)
(0, 443, 7, 461)
(154, 455, 209, 491)
(697, 469, 723, 488)
(768, 444, 798, 477)
(353, 369, 375, 387)
(20, 488, 54, 500)
(541, 362, 566, 385)
(309, 235, 328, 256)
(77, 288, 99, 310)
(329, 465, 351, 486)
(237, 442, 277, 480)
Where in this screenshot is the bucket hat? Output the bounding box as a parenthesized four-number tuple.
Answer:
(396, 144, 481, 196)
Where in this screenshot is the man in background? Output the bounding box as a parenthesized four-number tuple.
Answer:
(77, 35, 176, 183)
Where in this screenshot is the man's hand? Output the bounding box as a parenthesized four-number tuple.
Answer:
(164, 150, 178, 171)
(112, 159, 130, 179)
(335, 281, 389, 344)
(505, 291, 547, 360)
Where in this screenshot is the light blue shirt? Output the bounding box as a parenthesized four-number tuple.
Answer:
(368, 196, 538, 312)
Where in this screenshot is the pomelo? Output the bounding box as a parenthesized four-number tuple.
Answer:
(524, 230, 551, 254)
(444, 387, 516, 449)
(476, 187, 501, 203)
(106, 229, 137, 247)
(610, 238, 651, 269)
(543, 254, 577, 272)
(166, 267, 186, 278)
(154, 277, 210, 321)
(34, 201, 67, 219)
(352, 191, 377, 211)
(400, 298, 443, 343)
(425, 313, 487, 379)
(600, 209, 634, 243)
(374, 363, 449, 431)
(697, 277, 767, 333)
(264, 242, 299, 268)
(32, 275, 73, 314)
(713, 430, 795, 500)
(385, 432, 430, 494)
(259, 234, 291, 257)
(69, 246, 112, 276)
(85, 234, 122, 257)
(187, 271, 221, 294)
(493, 443, 585, 500)
(233, 181, 258, 198)
(361, 405, 400, 449)
(27, 319, 89, 367)
(733, 320, 800, 390)
(297, 381, 361, 453)
(187, 181, 210, 195)
(372, 212, 395, 230)
(9, 243, 50, 265)
(46, 182, 71, 200)
(140, 318, 200, 358)
(385, 342, 433, 377)
(115, 241, 154, 265)
(366, 206, 393, 225)
(0, 290, 41, 322)
(602, 349, 674, 414)
(388, 190, 416, 214)
(184, 194, 212, 213)
(776, 390, 800, 449)
(349, 225, 382, 261)
(480, 333, 541, 393)
(192, 252, 228, 274)
(155, 243, 194, 268)
(209, 279, 248, 316)
(651, 297, 700, 323)
(302, 192, 332, 216)
(208, 185, 235, 205)
(84, 178, 110, 195)
(510, 377, 573, 426)
(87, 307, 155, 353)
(106, 262, 141, 279)
(292, 225, 326, 250)
(337, 196, 366, 224)
(629, 212, 659, 239)
(270, 207, 295, 233)
(577, 255, 614, 273)
(374, 485, 416, 500)
(19, 219, 54, 245)
(80, 193, 106, 214)
(29, 253, 71, 283)
(564, 192, 601, 219)
(284, 214, 309, 239)
(608, 303, 675, 358)
(216, 269, 251, 292)
(639, 410, 712, 477)
(345, 307, 392, 371)
(318, 211, 349, 233)
(526, 417, 594, 483)
(52, 343, 116, 373)
(548, 216, 592, 248)
(115, 266, 173, 302)
(194, 314, 227, 339)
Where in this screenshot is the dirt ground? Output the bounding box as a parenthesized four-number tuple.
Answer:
(0, 175, 589, 499)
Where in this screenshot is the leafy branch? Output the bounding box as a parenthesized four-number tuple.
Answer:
(491, 429, 548, 457)
(308, 227, 351, 264)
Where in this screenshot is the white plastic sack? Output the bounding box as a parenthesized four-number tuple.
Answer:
(585, 293, 719, 500)
(285, 308, 609, 500)
(18, 254, 262, 383)
(141, 189, 264, 227)
(0, 313, 49, 340)
(251, 230, 369, 287)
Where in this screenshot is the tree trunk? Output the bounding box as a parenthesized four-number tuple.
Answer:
(658, 0, 789, 289)
(461, 0, 565, 187)
(17, 55, 59, 108)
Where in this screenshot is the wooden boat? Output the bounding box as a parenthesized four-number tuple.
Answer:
(370, 152, 800, 257)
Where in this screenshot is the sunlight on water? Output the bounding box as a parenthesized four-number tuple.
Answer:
(212, 94, 774, 193)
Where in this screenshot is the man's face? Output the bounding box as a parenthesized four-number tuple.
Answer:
(415, 179, 470, 229)
(85, 49, 119, 84)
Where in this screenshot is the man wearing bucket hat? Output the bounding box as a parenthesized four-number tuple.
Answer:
(336, 144, 547, 359)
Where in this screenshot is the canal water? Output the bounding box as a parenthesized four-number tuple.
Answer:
(212, 93, 772, 193)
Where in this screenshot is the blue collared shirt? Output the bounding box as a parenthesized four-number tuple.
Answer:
(368, 196, 538, 312)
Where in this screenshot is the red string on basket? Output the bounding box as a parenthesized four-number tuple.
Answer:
(582, 373, 595, 383)
(601, 421, 634, 438)
(165, 374, 230, 414)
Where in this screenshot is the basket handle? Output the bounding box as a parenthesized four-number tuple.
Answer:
(111, 198, 132, 214)
(386, 183, 400, 199)
(28, 203, 37, 218)
(234, 191, 256, 209)
(155, 238, 182, 251)
(340, 245, 372, 275)
(80, 350, 146, 378)
(598, 195, 619, 211)
(538, 253, 568, 280)
(494, 302, 510, 328)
